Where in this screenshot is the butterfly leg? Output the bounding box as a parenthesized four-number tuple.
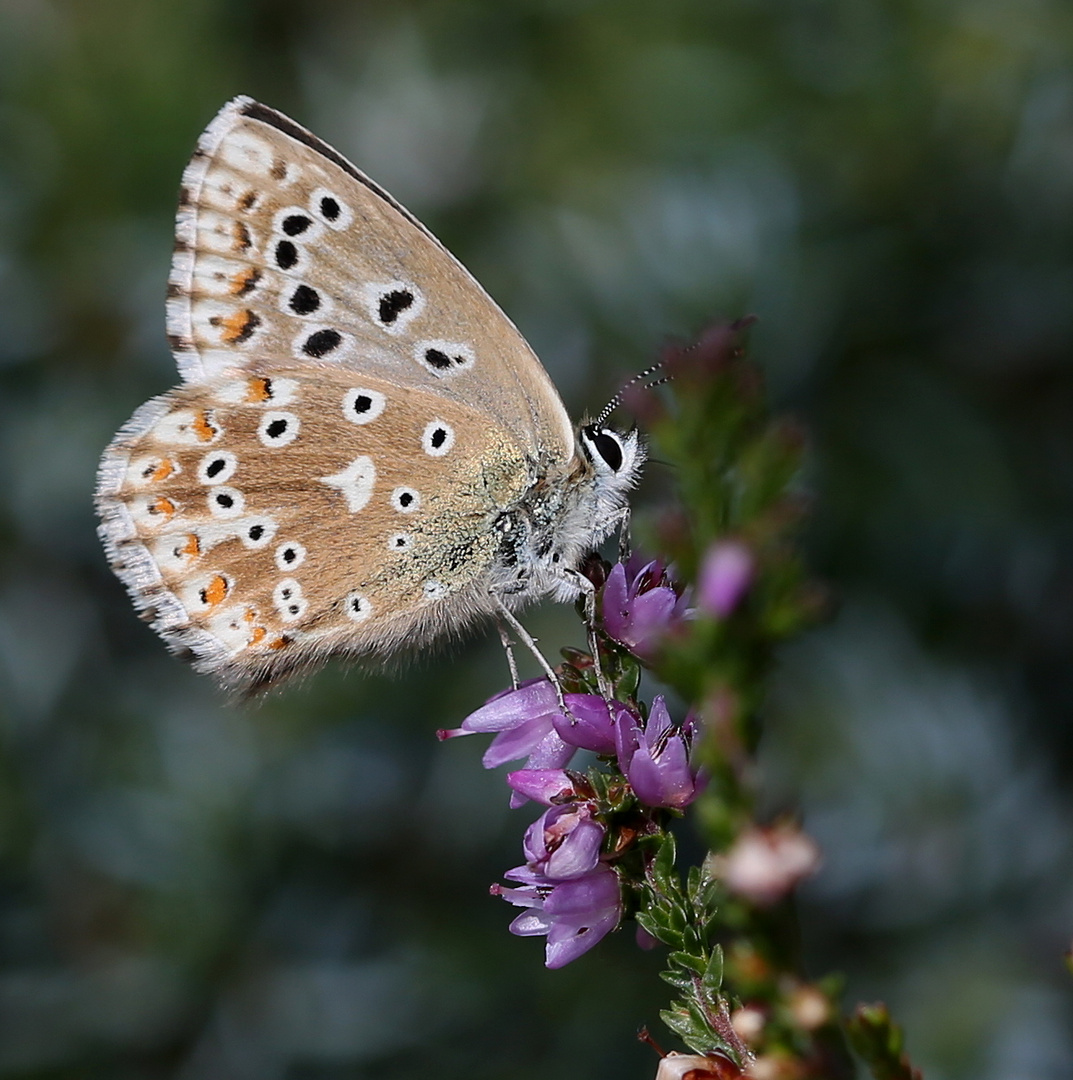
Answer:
(617, 506, 632, 563)
(496, 619, 521, 690)
(565, 569, 613, 701)
(491, 597, 570, 715)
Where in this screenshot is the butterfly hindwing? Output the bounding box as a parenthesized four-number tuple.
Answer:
(97, 365, 531, 690)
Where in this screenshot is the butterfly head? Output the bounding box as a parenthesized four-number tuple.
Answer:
(578, 422, 644, 501)
(568, 421, 645, 542)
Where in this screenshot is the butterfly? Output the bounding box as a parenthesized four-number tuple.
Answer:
(95, 97, 643, 693)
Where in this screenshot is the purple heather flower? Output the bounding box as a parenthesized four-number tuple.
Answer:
(615, 696, 704, 809)
(697, 540, 754, 618)
(602, 555, 691, 659)
(439, 680, 623, 805)
(506, 768, 578, 805)
(549, 694, 619, 755)
(523, 801, 604, 879)
(495, 862, 622, 968)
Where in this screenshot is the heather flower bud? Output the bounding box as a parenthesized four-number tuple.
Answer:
(710, 823, 820, 906)
(697, 540, 754, 618)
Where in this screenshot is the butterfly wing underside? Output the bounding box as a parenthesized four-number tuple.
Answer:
(168, 96, 574, 464)
(97, 97, 584, 690)
(97, 367, 532, 689)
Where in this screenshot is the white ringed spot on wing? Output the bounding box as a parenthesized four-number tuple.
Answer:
(258, 411, 300, 447)
(422, 420, 455, 457)
(281, 282, 328, 319)
(197, 450, 238, 485)
(344, 591, 372, 622)
(387, 532, 412, 552)
(342, 387, 386, 425)
(293, 325, 349, 361)
(414, 339, 475, 378)
(390, 486, 420, 513)
(274, 541, 306, 571)
(423, 580, 447, 600)
(271, 236, 308, 275)
(271, 205, 325, 243)
(309, 187, 353, 230)
(363, 280, 425, 335)
(240, 516, 277, 549)
(207, 486, 246, 519)
(274, 578, 307, 622)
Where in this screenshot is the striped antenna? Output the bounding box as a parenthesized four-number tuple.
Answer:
(595, 360, 668, 427)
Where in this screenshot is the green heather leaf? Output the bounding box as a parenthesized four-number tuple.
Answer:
(659, 1008, 695, 1044)
(616, 657, 641, 699)
(668, 950, 705, 975)
(659, 969, 694, 991)
(702, 945, 724, 990)
(634, 911, 662, 938)
(652, 833, 678, 893)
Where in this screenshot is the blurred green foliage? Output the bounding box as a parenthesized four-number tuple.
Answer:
(1, 1, 1072, 1077)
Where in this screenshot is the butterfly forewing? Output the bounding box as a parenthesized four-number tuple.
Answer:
(97, 366, 531, 689)
(169, 96, 573, 465)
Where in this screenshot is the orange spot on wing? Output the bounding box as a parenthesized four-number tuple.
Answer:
(217, 309, 261, 345)
(267, 635, 291, 650)
(228, 267, 262, 296)
(201, 574, 229, 607)
(249, 626, 267, 645)
(191, 411, 218, 442)
(149, 497, 177, 519)
(181, 533, 201, 557)
(246, 377, 273, 403)
(151, 458, 178, 482)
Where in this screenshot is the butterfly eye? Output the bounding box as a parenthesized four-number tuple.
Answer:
(581, 426, 625, 473)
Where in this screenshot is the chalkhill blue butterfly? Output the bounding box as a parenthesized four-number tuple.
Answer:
(96, 98, 643, 692)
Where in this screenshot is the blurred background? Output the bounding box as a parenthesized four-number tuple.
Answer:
(0, 1, 1071, 1077)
